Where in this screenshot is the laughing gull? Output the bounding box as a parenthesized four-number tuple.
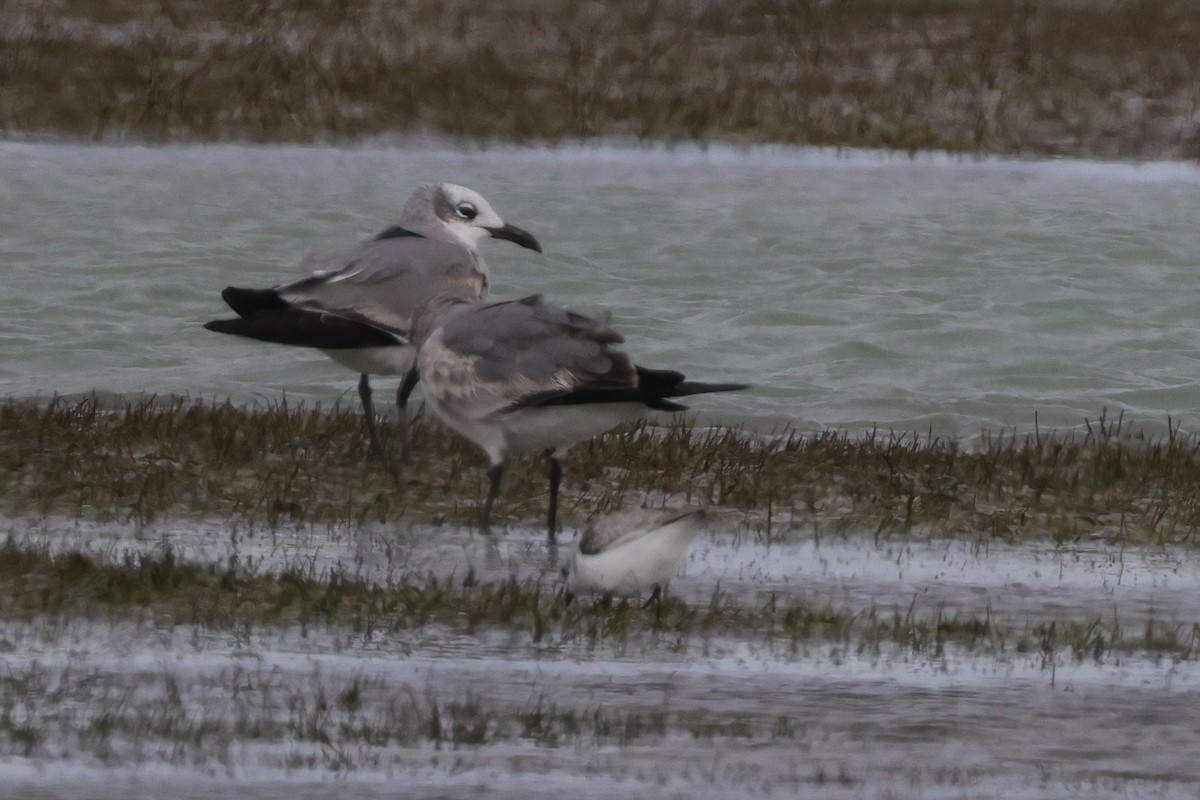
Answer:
(407, 293, 748, 542)
(203, 182, 542, 455)
(563, 507, 707, 605)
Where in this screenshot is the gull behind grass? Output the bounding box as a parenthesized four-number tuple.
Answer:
(204, 182, 542, 455)
(564, 507, 707, 605)
(409, 293, 747, 542)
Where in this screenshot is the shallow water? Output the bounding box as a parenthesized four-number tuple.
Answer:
(4, 141, 1200, 439)
(13, 515, 1199, 629)
(4, 620, 1200, 800)
(4, 516, 1200, 799)
(5, 141, 1200, 796)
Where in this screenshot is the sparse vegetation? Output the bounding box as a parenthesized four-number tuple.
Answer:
(3, 395, 1200, 544)
(0, 537, 1194, 662)
(1, 394, 1199, 661)
(2, 395, 1197, 787)
(0, 658, 841, 769)
(2, 0, 1199, 158)
(3, 4, 1197, 786)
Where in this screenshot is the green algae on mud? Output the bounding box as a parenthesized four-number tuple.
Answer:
(2, 394, 1200, 545)
(2, 0, 1200, 159)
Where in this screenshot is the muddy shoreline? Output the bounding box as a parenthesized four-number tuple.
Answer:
(3, 0, 1199, 159)
(3, 392, 1199, 794)
(4, 395, 1199, 545)
(3, 484, 1198, 796)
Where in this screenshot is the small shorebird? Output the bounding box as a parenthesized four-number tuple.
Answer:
(203, 182, 542, 455)
(408, 293, 747, 542)
(563, 507, 707, 604)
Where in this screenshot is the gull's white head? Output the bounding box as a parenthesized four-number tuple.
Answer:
(398, 183, 542, 254)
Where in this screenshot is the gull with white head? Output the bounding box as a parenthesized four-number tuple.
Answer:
(204, 182, 542, 455)
(407, 293, 747, 542)
(563, 507, 707, 605)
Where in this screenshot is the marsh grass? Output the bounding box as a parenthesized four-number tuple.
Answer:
(2, 388, 1198, 768)
(0, 657, 823, 770)
(4, 395, 1200, 544)
(0, 538, 1195, 662)
(2, 0, 1199, 158)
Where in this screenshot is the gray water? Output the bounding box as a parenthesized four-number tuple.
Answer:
(5, 516, 1200, 799)
(4, 141, 1200, 438)
(5, 141, 1200, 798)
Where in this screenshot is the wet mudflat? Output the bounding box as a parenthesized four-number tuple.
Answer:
(6, 1, 1200, 160)
(2, 512, 1199, 799)
(2, 398, 1199, 796)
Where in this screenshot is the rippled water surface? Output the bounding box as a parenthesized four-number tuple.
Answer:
(4, 141, 1200, 437)
(5, 142, 1200, 798)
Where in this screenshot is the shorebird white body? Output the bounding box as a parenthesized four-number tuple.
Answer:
(204, 182, 542, 453)
(565, 508, 706, 598)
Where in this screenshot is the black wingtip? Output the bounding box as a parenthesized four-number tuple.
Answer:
(220, 286, 287, 317)
(679, 382, 751, 394)
(201, 308, 401, 349)
(635, 367, 750, 400)
(639, 375, 749, 411)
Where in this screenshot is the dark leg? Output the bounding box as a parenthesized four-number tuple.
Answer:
(358, 373, 382, 456)
(641, 584, 663, 610)
(482, 464, 504, 531)
(395, 366, 420, 462)
(396, 365, 420, 410)
(546, 453, 563, 545)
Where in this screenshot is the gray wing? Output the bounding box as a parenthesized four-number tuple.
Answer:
(579, 508, 705, 555)
(280, 236, 487, 336)
(440, 294, 635, 393)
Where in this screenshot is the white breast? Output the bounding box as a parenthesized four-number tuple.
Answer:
(320, 346, 415, 376)
(569, 515, 703, 596)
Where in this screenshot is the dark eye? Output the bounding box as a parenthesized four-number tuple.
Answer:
(455, 202, 478, 220)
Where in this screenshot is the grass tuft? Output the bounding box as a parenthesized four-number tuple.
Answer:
(4, 395, 1200, 543)
(0, 537, 1194, 661)
(1, 0, 1199, 158)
